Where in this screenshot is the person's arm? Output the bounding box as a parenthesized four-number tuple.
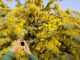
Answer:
(2, 51, 14, 60)
(2, 40, 20, 60)
(29, 53, 38, 60)
(23, 41, 38, 60)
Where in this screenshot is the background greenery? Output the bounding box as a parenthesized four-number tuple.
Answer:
(0, 0, 80, 60)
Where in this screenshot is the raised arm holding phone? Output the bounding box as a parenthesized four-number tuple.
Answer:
(2, 40, 38, 60)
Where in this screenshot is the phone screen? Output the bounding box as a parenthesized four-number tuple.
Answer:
(21, 42, 24, 46)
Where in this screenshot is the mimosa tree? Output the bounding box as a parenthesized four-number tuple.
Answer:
(0, 0, 80, 60)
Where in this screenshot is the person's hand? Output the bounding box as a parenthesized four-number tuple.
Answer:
(11, 39, 21, 53)
(23, 41, 31, 55)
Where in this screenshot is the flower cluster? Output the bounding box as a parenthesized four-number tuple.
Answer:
(0, 0, 80, 60)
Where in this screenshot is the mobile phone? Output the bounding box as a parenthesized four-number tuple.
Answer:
(21, 41, 25, 46)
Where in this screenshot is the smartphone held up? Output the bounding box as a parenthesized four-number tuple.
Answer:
(21, 41, 25, 46)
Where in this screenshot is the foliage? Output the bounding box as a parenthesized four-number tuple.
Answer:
(0, 0, 80, 60)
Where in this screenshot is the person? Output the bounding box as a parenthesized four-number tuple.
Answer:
(2, 40, 38, 60)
